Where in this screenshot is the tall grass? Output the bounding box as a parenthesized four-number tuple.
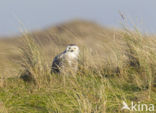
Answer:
(19, 33, 51, 88)
(0, 21, 156, 113)
(122, 31, 156, 96)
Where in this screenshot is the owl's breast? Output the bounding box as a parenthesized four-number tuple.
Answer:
(63, 53, 78, 66)
(65, 52, 78, 59)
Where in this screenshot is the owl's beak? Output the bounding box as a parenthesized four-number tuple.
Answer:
(70, 50, 74, 52)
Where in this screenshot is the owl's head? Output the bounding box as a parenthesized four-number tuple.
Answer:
(65, 44, 79, 56)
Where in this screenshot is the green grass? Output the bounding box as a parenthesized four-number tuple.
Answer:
(0, 72, 155, 113)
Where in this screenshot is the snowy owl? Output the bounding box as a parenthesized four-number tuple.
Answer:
(51, 44, 80, 74)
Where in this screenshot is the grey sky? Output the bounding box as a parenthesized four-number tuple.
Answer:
(0, 0, 156, 36)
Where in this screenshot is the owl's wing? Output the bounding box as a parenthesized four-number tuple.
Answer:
(51, 52, 64, 73)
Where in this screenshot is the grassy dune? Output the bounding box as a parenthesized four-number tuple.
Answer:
(0, 20, 156, 113)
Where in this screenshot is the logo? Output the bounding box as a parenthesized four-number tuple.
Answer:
(121, 101, 155, 112)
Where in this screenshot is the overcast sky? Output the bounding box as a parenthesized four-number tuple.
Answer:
(0, 0, 156, 36)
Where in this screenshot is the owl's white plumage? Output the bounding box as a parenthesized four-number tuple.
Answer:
(51, 44, 79, 74)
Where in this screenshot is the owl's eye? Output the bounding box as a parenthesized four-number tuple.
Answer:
(68, 47, 71, 49)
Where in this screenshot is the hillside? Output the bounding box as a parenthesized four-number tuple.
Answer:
(0, 20, 156, 113)
(0, 20, 124, 77)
